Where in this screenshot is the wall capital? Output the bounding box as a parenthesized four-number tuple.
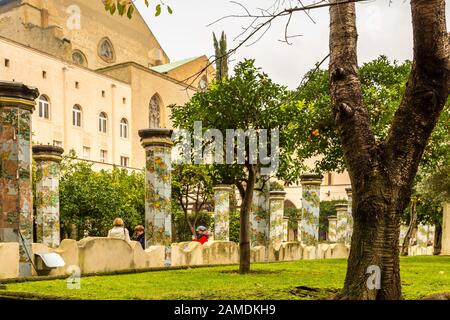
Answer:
(32, 145, 64, 163)
(300, 173, 323, 185)
(0, 81, 39, 112)
(139, 128, 174, 148)
(335, 203, 348, 212)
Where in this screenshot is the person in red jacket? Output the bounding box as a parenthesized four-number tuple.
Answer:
(192, 226, 209, 244)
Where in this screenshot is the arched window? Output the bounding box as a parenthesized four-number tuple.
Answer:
(98, 37, 115, 63)
(120, 118, 128, 139)
(72, 50, 87, 67)
(198, 75, 208, 91)
(38, 95, 50, 119)
(149, 94, 161, 128)
(73, 105, 82, 127)
(99, 112, 107, 133)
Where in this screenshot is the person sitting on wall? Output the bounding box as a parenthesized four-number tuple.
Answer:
(192, 226, 209, 245)
(107, 218, 131, 242)
(132, 225, 145, 249)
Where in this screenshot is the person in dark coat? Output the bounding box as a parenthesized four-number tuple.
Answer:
(132, 225, 145, 249)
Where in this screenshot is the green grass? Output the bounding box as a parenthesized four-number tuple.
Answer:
(2, 256, 450, 300)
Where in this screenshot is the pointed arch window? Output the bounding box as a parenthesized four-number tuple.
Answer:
(98, 37, 115, 63)
(149, 94, 161, 128)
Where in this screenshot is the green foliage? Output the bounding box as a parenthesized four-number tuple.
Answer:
(172, 202, 213, 242)
(171, 59, 292, 186)
(103, 0, 172, 18)
(282, 56, 413, 178)
(229, 209, 240, 243)
(57, 154, 145, 239)
(171, 163, 216, 239)
(269, 181, 284, 191)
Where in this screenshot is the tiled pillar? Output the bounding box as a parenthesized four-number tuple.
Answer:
(250, 178, 270, 246)
(33, 145, 64, 248)
(345, 187, 353, 242)
(213, 185, 232, 241)
(282, 217, 289, 242)
(441, 203, 450, 255)
(0, 82, 39, 276)
(139, 128, 173, 266)
(328, 215, 337, 242)
(269, 191, 286, 246)
(300, 174, 323, 245)
(296, 218, 302, 242)
(335, 203, 349, 244)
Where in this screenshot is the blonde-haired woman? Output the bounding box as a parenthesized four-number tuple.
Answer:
(107, 218, 131, 242)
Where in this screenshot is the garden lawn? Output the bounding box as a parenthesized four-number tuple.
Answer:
(2, 256, 449, 300)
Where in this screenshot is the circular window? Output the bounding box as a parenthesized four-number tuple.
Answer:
(98, 37, 115, 63)
(72, 50, 87, 67)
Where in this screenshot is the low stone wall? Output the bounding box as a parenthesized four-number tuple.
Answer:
(0, 238, 441, 280)
(0, 243, 19, 279)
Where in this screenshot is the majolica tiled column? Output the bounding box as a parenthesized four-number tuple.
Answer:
(345, 187, 354, 242)
(335, 203, 349, 244)
(250, 178, 270, 246)
(213, 185, 232, 241)
(139, 129, 173, 266)
(296, 217, 302, 242)
(269, 191, 286, 246)
(328, 215, 337, 242)
(0, 82, 39, 276)
(282, 217, 289, 242)
(33, 145, 64, 248)
(300, 174, 323, 245)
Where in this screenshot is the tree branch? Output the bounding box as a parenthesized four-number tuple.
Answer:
(384, 0, 450, 190)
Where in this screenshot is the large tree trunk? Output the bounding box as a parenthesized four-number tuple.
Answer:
(239, 165, 256, 274)
(329, 0, 449, 300)
(401, 200, 418, 256)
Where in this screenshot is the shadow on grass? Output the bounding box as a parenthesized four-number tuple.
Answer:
(289, 286, 340, 300)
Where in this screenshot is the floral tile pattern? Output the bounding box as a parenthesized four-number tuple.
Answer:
(0, 107, 33, 265)
(35, 160, 61, 248)
(269, 193, 285, 245)
(300, 184, 320, 245)
(213, 186, 231, 241)
(145, 145, 172, 265)
(250, 179, 270, 246)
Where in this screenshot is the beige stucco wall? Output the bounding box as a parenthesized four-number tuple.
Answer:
(0, 36, 134, 167)
(99, 63, 198, 167)
(0, 0, 169, 69)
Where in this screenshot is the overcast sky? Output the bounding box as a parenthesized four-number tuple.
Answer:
(135, 0, 450, 89)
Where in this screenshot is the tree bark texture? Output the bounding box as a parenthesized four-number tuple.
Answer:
(329, 0, 450, 299)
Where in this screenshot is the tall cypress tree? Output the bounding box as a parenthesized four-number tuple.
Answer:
(213, 31, 228, 81)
